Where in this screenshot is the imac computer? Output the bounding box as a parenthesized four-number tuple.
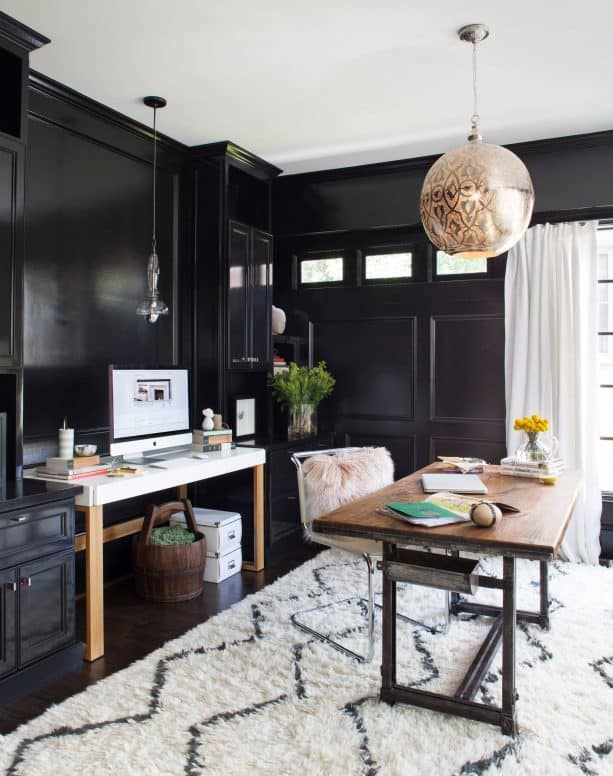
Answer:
(109, 366, 191, 459)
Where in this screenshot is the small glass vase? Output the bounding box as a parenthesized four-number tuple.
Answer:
(288, 403, 317, 441)
(516, 431, 551, 463)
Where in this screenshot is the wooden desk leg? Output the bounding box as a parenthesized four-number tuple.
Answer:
(501, 556, 517, 736)
(381, 542, 397, 703)
(177, 484, 188, 500)
(252, 464, 265, 572)
(84, 505, 104, 662)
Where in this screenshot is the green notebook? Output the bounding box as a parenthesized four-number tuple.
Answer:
(385, 501, 459, 520)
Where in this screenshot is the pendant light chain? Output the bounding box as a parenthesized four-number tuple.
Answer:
(419, 23, 535, 259)
(470, 40, 480, 135)
(152, 105, 157, 253)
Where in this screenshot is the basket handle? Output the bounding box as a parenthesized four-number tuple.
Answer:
(140, 499, 199, 546)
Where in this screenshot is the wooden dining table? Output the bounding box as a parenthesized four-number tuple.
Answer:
(312, 463, 583, 736)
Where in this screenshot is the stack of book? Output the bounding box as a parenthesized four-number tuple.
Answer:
(191, 428, 233, 453)
(438, 456, 486, 474)
(36, 455, 112, 480)
(500, 456, 564, 478)
(273, 355, 288, 374)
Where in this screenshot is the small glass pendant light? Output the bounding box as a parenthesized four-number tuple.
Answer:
(136, 95, 169, 322)
(420, 24, 534, 259)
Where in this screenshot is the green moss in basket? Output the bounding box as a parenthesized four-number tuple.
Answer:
(150, 525, 196, 546)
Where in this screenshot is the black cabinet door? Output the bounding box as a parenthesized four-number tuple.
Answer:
(250, 229, 272, 370)
(0, 567, 17, 679)
(227, 220, 251, 369)
(18, 550, 75, 666)
(0, 139, 22, 367)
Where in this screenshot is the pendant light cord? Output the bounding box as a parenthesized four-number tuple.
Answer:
(471, 41, 480, 134)
(152, 106, 157, 253)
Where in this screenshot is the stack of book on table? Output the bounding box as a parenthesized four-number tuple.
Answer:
(191, 428, 233, 453)
(500, 456, 564, 478)
(36, 455, 111, 480)
(273, 355, 288, 374)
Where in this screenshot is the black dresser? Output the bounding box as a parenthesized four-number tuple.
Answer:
(0, 479, 82, 706)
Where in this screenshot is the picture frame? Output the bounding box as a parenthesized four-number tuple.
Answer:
(234, 396, 256, 439)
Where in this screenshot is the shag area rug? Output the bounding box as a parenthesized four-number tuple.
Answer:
(0, 551, 611, 776)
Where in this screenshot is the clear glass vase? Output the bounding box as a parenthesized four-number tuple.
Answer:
(288, 403, 317, 441)
(516, 431, 552, 463)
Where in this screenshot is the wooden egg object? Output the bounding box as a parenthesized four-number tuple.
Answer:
(470, 501, 502, 528)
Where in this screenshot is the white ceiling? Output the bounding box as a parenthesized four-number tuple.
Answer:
(5, 0, 613, 174)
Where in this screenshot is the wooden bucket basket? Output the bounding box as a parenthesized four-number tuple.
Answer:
(133, 499, 206, 603)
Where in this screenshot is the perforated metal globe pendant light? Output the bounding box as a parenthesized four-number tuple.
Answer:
(136, 95, 169, 323)
(419, 25, 534, 259)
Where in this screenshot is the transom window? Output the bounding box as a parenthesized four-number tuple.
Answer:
(300, 257, 343, 284)
(364, 251, 412, 280)
(436, 250, 488, 276)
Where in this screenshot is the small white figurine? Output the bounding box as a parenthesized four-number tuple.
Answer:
(201, 408, 215, 431)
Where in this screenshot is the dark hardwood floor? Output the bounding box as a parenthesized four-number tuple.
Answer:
(0, 544, 321, 734)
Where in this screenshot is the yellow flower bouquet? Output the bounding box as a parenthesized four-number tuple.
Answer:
(514, 414, 552, 462)
(513, 415, 549, 434)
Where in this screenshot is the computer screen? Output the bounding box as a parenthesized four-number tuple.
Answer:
(109, 366, 191, 456)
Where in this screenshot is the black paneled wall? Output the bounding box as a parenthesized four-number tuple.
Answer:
(272, 131, 613, 478)
(274, 236, 507, 478)
(23, 76, 189, 587)
(23, 76, 187, 455)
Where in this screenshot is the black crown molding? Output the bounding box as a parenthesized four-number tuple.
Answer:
(279, 129, 613, 184)
(28, 71, 188, 154)
(28, 72, 284, 179)
(0, 11, 49, 52)
(190, 141, 282, 179)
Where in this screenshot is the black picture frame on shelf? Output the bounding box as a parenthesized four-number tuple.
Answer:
(233, 395, 256, 439)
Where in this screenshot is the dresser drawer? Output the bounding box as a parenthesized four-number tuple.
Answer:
(0, 501, 74, 566)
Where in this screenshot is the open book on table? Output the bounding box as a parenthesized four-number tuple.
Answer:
(381, 492, 482, 527)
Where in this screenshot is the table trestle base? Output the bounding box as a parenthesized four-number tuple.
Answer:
(380, 545, 551, 736)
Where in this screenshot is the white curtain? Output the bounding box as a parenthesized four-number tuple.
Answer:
(505, 221, 601, 564)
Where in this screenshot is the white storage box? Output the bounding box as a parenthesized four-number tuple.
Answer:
(171, 507, 242, 583)
(203, 547, 242, 583)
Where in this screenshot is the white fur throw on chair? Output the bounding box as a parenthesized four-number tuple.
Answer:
(302, 447, 394, 523)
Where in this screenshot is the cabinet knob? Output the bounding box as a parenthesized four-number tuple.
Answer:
(5, 582, 17, 592)
(11, 514, 28, 523)
(228, 531, 236, 540)
(21, 577, 32, 587)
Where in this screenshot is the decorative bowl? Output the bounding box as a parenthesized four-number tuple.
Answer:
(74, 444, 97, 457)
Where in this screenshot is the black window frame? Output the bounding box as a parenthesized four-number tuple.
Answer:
(295, 250, 347, 289)
(359, 242, 420, 285)
(432, 248, 506, 281)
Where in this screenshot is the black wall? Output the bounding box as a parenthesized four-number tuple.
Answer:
(274, 132, 613, 236)
(23, 75, 188, 460)
(22, 75, 190, 586)
(272, 132, 613, 488)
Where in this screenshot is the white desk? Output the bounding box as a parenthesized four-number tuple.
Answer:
(25, 447, 266, 661)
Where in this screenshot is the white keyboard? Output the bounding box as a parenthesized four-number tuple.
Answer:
(148, 456, 202, 470)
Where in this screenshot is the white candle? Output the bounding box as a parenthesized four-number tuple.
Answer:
(58, 427, 74, 459)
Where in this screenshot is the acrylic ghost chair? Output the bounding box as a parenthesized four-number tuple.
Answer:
(290, 447, 449, 663)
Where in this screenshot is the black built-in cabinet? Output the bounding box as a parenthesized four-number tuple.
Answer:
(0, 13, 48, 479)
(227, 220, 272, 371)
(190, 142, 280, 438)
(0, 483, 81, 706)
